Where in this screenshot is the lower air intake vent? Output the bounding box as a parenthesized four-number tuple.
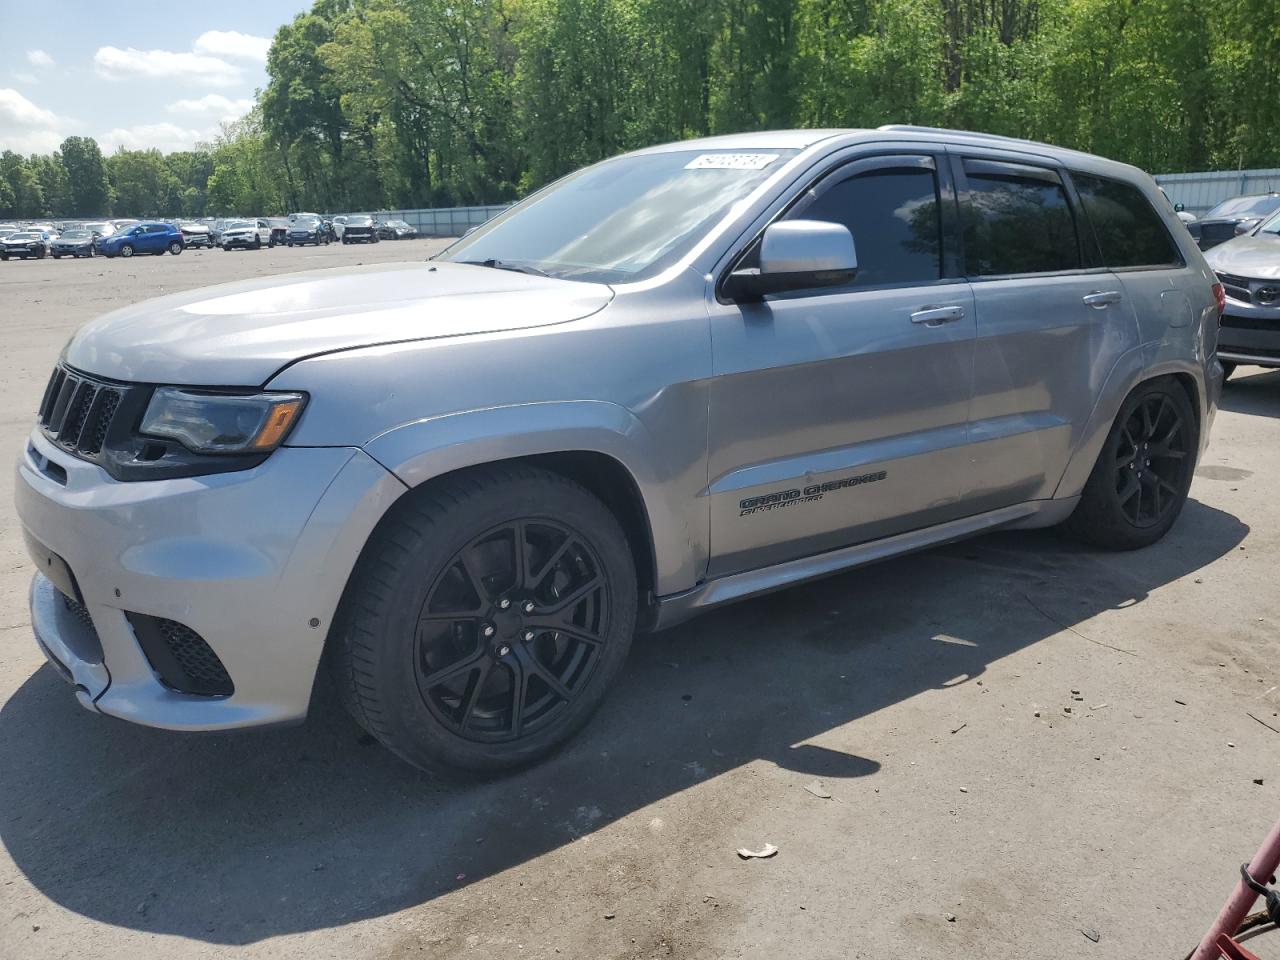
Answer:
(127, 613, 234, 696)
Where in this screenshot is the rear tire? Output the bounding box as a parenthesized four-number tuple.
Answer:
(331, 464, 637, 775)
(1061, 378, 1197, 550)
(168, 241, 182, 255)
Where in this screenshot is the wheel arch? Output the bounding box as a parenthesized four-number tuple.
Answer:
(1054, 353, 1208, 500)
(361, 401, 703, 602)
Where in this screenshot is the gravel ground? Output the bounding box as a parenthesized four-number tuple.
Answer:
(1, 241, 1278, 960)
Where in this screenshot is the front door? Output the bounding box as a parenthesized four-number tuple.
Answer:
(706, 152, 976, 578)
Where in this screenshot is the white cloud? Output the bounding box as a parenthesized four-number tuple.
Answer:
(166, 93, 253, 123)
(193, 30, 271, 62)
(94, 46, 242, 87)
(0, 88, 64, 153)
(11, 70, 39, 85)
(26, 49, 55, 68)
(0, 87, 59, 128)
(99, 122, 217, 154)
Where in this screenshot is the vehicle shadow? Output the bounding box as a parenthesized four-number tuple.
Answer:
(0, 499, 1247, 944)
(1220, 367, 1280, 417)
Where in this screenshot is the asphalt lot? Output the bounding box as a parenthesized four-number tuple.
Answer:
(1, 241, 1279, 959)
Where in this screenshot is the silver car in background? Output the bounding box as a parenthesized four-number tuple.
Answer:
(1204, 207, 1280, 377)
(16, 126, 1222, 774)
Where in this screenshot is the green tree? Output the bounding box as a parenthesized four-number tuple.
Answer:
(58, 136, 112, 216)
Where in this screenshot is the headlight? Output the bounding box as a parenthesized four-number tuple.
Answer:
(140, 388, 306, 454)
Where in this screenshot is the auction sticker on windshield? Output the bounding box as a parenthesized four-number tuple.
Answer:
(685, 153, 780, 170)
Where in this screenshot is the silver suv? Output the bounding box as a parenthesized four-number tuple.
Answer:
(16, 127, 1223, 774)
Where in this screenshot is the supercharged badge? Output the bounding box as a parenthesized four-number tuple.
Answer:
(739, 470, 888, 517)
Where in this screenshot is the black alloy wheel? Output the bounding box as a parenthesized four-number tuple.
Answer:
(415, 519, 612, 743)
(332, 464, 637, 775)
(1112, 393, 1191, 528)
(1063, 379, 1196, 549)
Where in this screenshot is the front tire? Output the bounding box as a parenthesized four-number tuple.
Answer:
(1062, 378, 1196, 550)
(120, 244, 134, 258)
(332, 464, 637, 775)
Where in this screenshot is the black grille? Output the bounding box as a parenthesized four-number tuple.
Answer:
(38, 365, 128, 459)
(1217, 272, 1255, 304)
(127, 613, 234, 696)
(55, 589, 106, 666)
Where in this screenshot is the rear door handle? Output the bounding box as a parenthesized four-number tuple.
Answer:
(910, 305, 966, 326)
(1083, 290, 1123, 309)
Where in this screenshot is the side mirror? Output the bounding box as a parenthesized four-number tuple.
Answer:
(723, 220, 857, 302)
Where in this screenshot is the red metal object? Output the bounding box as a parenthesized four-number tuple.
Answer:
(1216, 933, 1263, 960)
(1192, 818, 1280, 960)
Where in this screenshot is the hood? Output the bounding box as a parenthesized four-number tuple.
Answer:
(1204, 234, 1280, 280)
(64, 261, 614, 386)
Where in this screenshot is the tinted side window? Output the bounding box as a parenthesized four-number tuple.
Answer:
(961, 164, 1079, 276)
(1073, 173, 1181, 269)
(796, 166, 942, 286)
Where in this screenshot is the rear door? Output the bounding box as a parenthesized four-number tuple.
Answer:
(706, 150, 977, 577)
(956, 153, 1138, 511)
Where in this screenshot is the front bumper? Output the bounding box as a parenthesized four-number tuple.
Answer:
(16, 429, 405, 730)
(1219, 298, 1280, 367)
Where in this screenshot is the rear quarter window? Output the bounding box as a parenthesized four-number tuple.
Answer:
(1072, 173, 1182, 269)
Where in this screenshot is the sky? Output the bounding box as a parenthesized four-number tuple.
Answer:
(0, 1, 311, 156)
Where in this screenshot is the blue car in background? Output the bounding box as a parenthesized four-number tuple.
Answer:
(97, 222, 185, 259)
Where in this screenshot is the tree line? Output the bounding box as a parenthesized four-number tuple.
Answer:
(4, 0, 1278, 220)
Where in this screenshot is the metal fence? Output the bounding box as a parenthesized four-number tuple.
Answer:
(1153, 169, 1280, 216)
(338, 204, 512, 237)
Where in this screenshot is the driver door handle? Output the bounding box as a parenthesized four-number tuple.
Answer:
(910, 305, 965, 326)
(1083, 290, 1123, 309)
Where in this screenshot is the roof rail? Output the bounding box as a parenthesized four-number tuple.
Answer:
(877, 124, 1066, 151)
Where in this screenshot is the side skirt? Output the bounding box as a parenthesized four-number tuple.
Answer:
(650, 497, 1079, 631)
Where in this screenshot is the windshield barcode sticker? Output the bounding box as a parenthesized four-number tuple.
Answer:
(685, 153, 780, 170)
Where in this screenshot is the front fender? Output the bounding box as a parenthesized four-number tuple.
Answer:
(363, 400, 705, 596)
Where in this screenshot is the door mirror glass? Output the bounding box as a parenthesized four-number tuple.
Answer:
(725, 220, 858, 301)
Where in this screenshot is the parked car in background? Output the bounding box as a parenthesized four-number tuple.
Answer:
(286, 215, 330, 246)
(220, 219, 271, 251)
(1188, 193, 1280, 250)
(340, 215, 379, 244)
(331, 215, 349, 238)
(82, 222, 116, 244)
(14, 127, 1223, 775)
(0, 230, 52, 260)
(377, 218, 417, 240)
(0, 222, 19, 236)
(266, 218, 290, 246)
(1205, 207, 1280, 378)
(50, 228, 97, 258)
(180, 223, 215, 249)
(97, 222, 184, 258)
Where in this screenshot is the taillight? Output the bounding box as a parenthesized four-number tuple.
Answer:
(1212, 281, 1225, 320)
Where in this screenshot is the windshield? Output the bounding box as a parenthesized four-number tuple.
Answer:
(61, 230, 90, 239)
(386, 220, 409, 228)
(1205, 195, 1280, 219)
(439, 148, 798, 283)
(349, 216, 373, 226)
(1258, 209, 1280, 236)
(227, 221, 252, 229)
(295, 217, 320, 227)
(9, 232, 36, 240)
